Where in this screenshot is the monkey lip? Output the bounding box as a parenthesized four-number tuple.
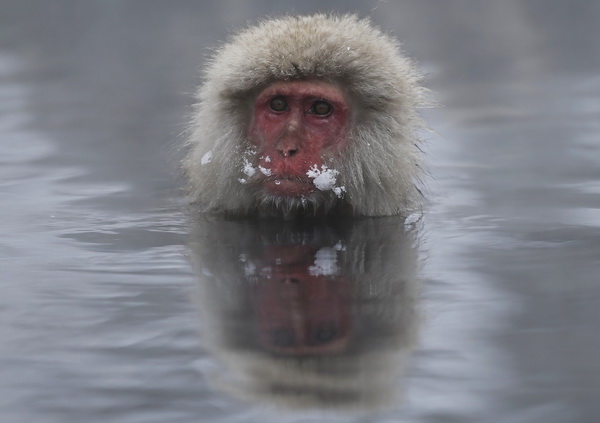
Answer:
(263, 176, 314, 196)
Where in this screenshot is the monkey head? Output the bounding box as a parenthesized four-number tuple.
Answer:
(184, 14, 427, 217)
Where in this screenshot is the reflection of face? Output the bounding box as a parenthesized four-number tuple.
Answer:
(252, 245, 351, 355)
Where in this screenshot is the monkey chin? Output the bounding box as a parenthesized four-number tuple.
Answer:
(263, 178, 314, 197)
(257, 187, 338, 219)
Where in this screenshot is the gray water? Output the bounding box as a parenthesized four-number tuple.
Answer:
(2, 1, 599, 422)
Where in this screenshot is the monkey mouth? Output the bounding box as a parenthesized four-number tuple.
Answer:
(263, 176, 314, 196)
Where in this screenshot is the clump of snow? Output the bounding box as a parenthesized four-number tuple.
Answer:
(264, 156, 271, 163)
(201, 151, 212, 165)
(242, 158, 256, 177)
(258, 165, 272, 176)
(306, 164, 346, 198)
(239, 149, 258, 179)
(404, 213, 422, 226)
(333, 241, 346, 251)
(333, 186, 346, 198)
(308, 247, 339, 276)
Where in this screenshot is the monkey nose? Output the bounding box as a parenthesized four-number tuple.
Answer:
(276, 139, 299, 157)
(279, 147, 298, 157)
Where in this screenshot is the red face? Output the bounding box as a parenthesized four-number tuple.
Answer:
(249, 80, 351, 197)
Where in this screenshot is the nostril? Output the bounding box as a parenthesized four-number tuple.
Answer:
(276, 138, 299, 157)
(278, 147, 298, 157)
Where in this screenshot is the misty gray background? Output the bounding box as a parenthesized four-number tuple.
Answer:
(1, 1, 599, 422)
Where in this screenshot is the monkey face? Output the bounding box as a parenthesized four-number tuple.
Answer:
(249, 80, 351, 198)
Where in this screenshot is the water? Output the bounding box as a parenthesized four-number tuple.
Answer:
(1, 1, 599, 422)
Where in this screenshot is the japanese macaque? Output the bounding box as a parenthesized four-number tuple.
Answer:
(184, 14, 427, 217)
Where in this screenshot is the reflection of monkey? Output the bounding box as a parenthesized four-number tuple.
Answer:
(251, 240, 352, 356)
(188, 216, 421, 410)
(184, 14, 428, 217)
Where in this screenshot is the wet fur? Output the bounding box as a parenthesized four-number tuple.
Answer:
(184, 14, 428, 217)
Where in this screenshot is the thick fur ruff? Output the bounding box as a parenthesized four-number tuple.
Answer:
(184, 14, 427, 217)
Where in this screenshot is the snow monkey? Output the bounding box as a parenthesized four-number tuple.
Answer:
(184, 14, 427, 217)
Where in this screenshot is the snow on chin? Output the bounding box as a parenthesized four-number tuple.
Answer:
(306, 164, 346, 198)
(258, 165, 272, 176)
(242, 158, 256, 177)
(237, 149, 259, 184)
(333, 186, 346, 197)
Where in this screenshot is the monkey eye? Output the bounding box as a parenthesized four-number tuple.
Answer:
(269, 96, 288, 112)
(310, 100, 332, 116)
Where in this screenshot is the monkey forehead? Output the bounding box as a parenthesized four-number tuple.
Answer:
(201, 14, 424, 112)
(255, 80, 348, 106)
